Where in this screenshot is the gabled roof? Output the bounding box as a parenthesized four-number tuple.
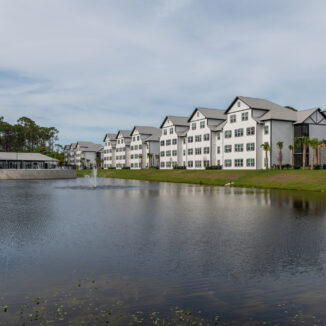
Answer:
(160, 116, 189, 128)
(208, 120, 227, 132)
(116, 130, 131, 139)
(77, 142, 103, 152)
(131, 126, 161, 136)
(188, 107, 226, 122)
(295, 108, 320, 124)
(64, 145, 70, 150)
(103, 133, 117, 142)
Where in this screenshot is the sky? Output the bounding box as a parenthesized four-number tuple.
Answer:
(1, 0, 326, 145)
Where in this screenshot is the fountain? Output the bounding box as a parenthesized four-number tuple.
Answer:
(89, 167, 98, 188)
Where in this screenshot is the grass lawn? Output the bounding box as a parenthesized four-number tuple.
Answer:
(77, 168, 326, 192)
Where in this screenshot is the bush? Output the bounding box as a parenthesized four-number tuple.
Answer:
(206, 165, 222, 170)
(282, 164, 291, 169)
(173, 166, 186, 170)
(294, 165, 301, 169)
(314, 164, 321, 170)
(122, 167, 130, 170)
(323, 164, 326, 170)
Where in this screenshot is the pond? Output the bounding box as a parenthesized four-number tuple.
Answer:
(0, 178, 326, 325)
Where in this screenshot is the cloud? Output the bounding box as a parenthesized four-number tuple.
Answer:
(0, 0, 326, 144)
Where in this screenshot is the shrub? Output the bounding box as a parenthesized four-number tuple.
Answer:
(173, 166, 186, 170)
(294, 165, 301, 170)
(206, 165, 222, 170)
(122, 167, 130, 170)
(323, 164, 326, 170)
(314, 164, 321, 170)
(282, 164, 291, 169)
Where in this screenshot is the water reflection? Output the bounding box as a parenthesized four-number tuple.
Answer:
(0, 178, 326, 324)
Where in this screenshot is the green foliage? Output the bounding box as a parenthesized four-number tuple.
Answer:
(284, 106, 298, 111)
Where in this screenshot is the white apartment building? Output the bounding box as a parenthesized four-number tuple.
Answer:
(159, 116, 189, 169)
(130, 126, 160, 169)
(75, 142, 103, 169)
(185, 108, 226, 169)
(68, 143, 77, 166)
(103, 133, 117, 169)
(64, 145, 70, 165)
(115, 130, 132, 168)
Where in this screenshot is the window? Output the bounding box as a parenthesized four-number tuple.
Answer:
(234, 128, 244, 137)
(197, 111, 200, 117)
(166, 150, 171, 157)
(241, 112, 248, 121)
(188, 161, 193, 168)
(121, 139, 124, 144)
(247, 127, 255, 135)
(217, 132, 221, 140)
(246, 143, 255, 151)
(139, 145, 142, 149)
(217, 160, 220, 166)
(264, 125, 269, 135)
(225, 130, 232, 138)
(166, 139, 171, 146)
(200, 121, 205, 129)
(170, 128, 173, 134)
(172, 150, 177, 156)
(225, 145, 232, 153)
(183, 150, 186, 155)
(161, 162, 165, 168)
(204, 147, 209, 154)
(135, 145, 138, 150)
(137, 136, 140, 140)
(204, 160, 209, 167)
(160, 151, 165, 157)
(217, 146, 220, 154)
(230, 114, 236, 123)
(237, 101, 241, 107)
(195, 160, 202, 167)
(246, 158, 255, 167)
(195, 135, 202, 142)
(235, 159, 243, 167)
(166, 161, 171, 168)
(234, 144, 244, 152)
(131, 154, 134, 159)
(188, 136, 193, 143)
(195, 148, 202, 155)
(131, 163, 134, 168)
(225, 159, 232, 167)
(131, 146, 134, 150)
(135, 154, 138, 159)
(204, 133, 209, 141)
(172, 139, 177, 145)
(172, 161, 177, 167)
(188, 148, 193, 155)
(192, 123, 196, 130)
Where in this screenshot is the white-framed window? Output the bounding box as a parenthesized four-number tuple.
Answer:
(197, 111, 200, 117)
(246, 158, 255, 167)
(225, 130, 232, 138)
(161, 162, 165, 167)
(230, 114, 236, 123)
(264, 125, 269, 135)
(247, 127, 255, 135)
(195, 148, 202, 155)
(192, 123, 196, 130)
(166, 150, 171, 157)
(195, 160, 202, 167)
(234, 128, 244, 137)
(204, 160, 209, 167)
(225, 145, 232, 153)
(160, 151, 165, 157)
(204, 147, 209, 154)
(204, 133, 209, 141)
(163, 129, 167, 135)
(137, 136, 140, 140)
(188, 160, 193, 167)
(172, 150, 177, 156)
(170, 128, 173, 134)
(217, 146, 220, 154)
(246, 143, 255, 151)
(225, 159, 232, 167)
(217, 132, 221, 140)
(241, 112, 248, 121)
(188, 136, 193, 143)
(195, 135, 202, 142)
(172, 161, 177, 167)
(237, 101, 241, 107)
(235, 159, 243, 167)
(234, 144, 244, 152)
(172, 139, 177, 145)
(188, 148, 193, 155)
(166, 161, 171, 167)
(160, 140, 165, 146)
(200, 121, 205, 129)
(183, 150, 186, 156)
(166, 139, 171, 146)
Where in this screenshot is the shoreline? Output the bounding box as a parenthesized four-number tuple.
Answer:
(77, 169, 326, 193)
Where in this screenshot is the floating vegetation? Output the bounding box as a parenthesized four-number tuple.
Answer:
(0, 277, 323, 325)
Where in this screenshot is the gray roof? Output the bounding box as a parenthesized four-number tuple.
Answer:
(295, 108, 319, 124)
(209, 120, 227, 132)
(103, 133, 117, 142)
(116, 130, 132, 139)
(131, 126, 161, 136)
(189, 107, 226, 121)
(77, 142, 103, 152)
(0, 152, 59, 161)
(160, 116, 189, 128)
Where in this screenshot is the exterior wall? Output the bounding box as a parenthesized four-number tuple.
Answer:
(130, 130, 145, 169)
(270, 121, 293, 167)
(223, 100, 258, 170)
(0, 169, 76, 180)
(160, 120, 179, 169)
(115, 134, 130, 168)
(147, 141, 160, 167)
(103, 136, 116, 168)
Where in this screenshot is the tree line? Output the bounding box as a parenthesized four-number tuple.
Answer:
(0, 116, 62, 155)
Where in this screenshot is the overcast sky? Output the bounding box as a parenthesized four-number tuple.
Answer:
(1, 0, 326, 144)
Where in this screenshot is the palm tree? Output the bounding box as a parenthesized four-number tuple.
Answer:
(276, 141, 283, 169)
(261, 142, 271, 169)
(295, 136, 310, 168)
(309, 138, 319, 169)
(138, 154, 143, 169)
(147, 153, 153, 168)
(317, 139, 326, 165)
(155, 153, 160, 167)
(288, 144, 294, 168)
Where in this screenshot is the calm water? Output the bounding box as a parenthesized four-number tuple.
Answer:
(1, 178, 326, 325)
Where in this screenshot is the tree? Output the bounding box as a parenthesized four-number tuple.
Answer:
(309, 138, 319, 169)
(138, 154, 143, 169)
(276, 141, 283, 169)
(295, 136, 310, 168)
(317, 139, 326, 165)
(261, 142, 270, 169)
(147, 153, 153, 168)
(288, 144, 294, 168)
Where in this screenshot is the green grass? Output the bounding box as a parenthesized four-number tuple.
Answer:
(77, 168, 326, 192)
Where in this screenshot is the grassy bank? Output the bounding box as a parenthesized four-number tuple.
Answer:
(77, 168, 326, 192)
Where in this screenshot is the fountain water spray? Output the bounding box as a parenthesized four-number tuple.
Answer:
(90, 167, 97, 188)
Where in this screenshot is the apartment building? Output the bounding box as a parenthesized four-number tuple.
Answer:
(185, 108, 226, 169)
(115, 130, 132, 168)
(64, 145, 70, 165)
(75, 142, 103, 169)
(103, 133, 117, 169)
(68, 143, 77, 166)
(130, 126, 160, 169)
(159, 116, 189, 169)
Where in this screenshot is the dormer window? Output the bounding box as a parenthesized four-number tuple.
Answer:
(197, 111, 200, 117)
(237, 101, 241, 107)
